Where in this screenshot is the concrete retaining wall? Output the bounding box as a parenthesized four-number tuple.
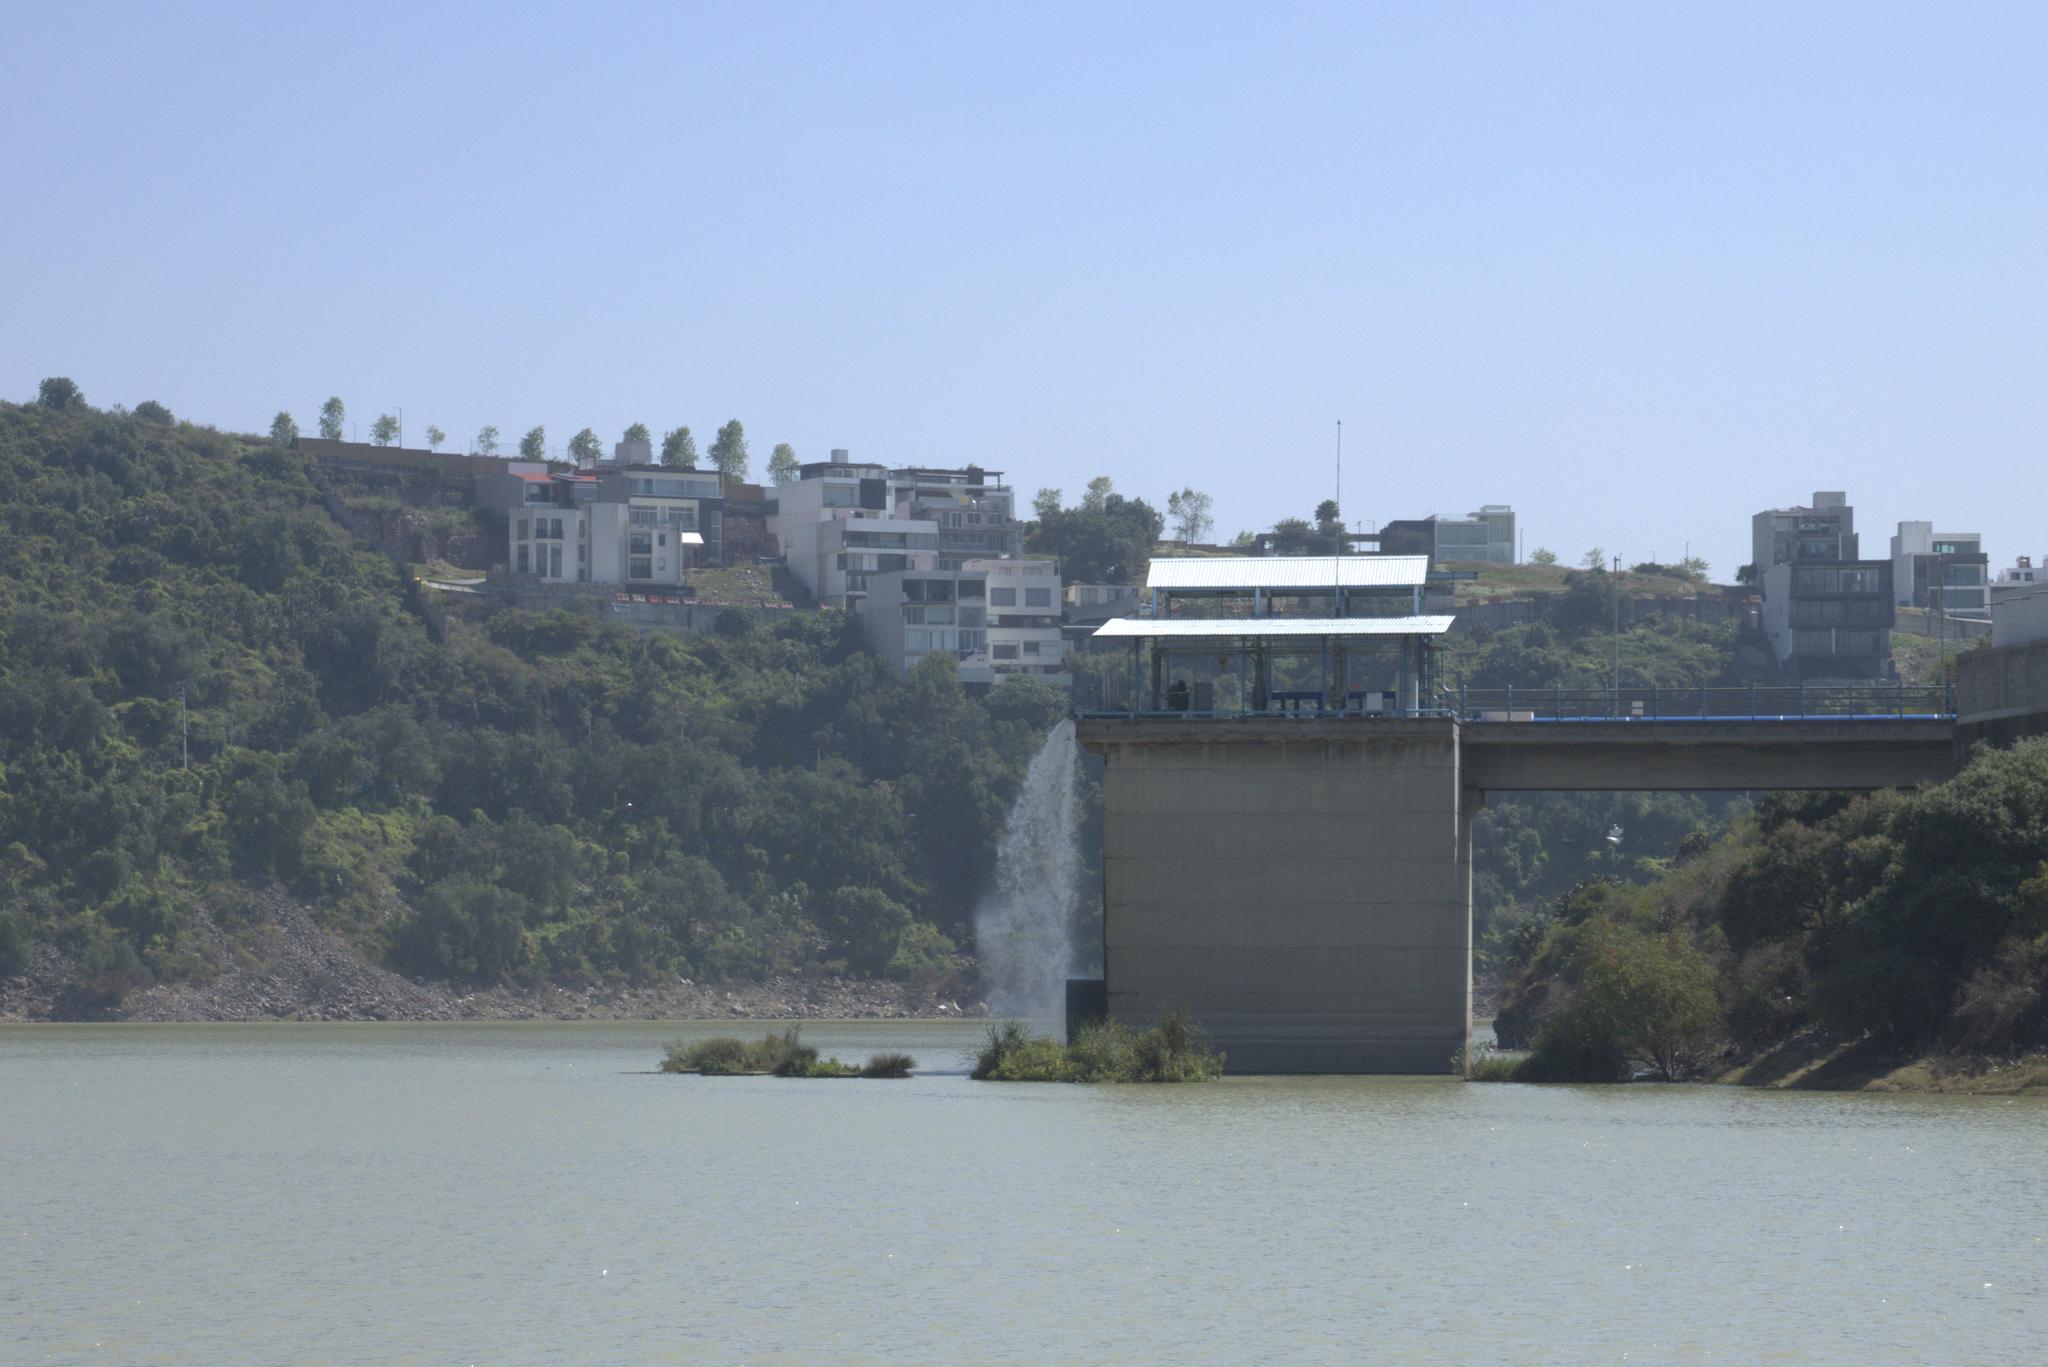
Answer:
(1957, 638, 2048, 749)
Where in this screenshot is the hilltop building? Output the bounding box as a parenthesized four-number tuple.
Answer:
(863, 557, 1067, 689)
(1891, 521, 1990, 617)
(1752, 491, 1894, 680)
(766, 449, 1023, 611)
(477, 463, 724, 586)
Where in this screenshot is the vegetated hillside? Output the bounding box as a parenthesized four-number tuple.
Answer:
(1436, 585, 1781, 974)
(1488, 739, 2048, 1085)
(0, 392, 1070, 1012)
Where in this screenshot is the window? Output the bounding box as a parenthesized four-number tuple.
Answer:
(517, 518, 530, 541)
(994, 643, 1019, 660)
(629, 556, 652, 580)
(991, 587, 1017, 606)
(516, 545, 530, 573)
(1023, 640, 1041, 655)
(1025, 587, 1052, 607)
(549, 545, 562, 577)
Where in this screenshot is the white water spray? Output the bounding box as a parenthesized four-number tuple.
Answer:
(975, 719, 1083, 1028)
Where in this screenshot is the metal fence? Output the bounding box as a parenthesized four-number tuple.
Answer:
(1448, 684, 1954, 722)
(1073, 681, 1955, 722)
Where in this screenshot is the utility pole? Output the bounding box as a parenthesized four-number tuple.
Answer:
(1936, 551, 1948, 687)
(1612, 553, 1622, 705)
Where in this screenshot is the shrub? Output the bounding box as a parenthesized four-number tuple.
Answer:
(1461, 1049, 1524, 1082)
(1516, 1002, 1631, 1083)
(1948, 934, 2048, 1055)
(0, 908, 31, 978)
(660, 1028, 839, 1075)
(1724, 942, 1810, 1049)
(663, 1035, 751, 1074)
(861, 1052, 916, 1078)
(1131, 1009, 1224, 1082)
(972, 1013, 1224, 1083)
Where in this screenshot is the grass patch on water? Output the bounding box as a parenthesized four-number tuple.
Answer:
(972, 1011, 1224, 1083)
(659, 1029, 914, 1079)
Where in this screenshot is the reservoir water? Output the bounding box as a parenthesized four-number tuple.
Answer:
(3, 1021, 2043, 1364)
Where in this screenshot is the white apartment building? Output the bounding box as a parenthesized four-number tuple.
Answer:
(767, 449, 1021, 611)
(480, 463, 723, 587)
(864, 558, 1067, 689)
(1890, 521, 1990, 615)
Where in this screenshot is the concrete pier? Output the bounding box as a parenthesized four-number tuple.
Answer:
(1083, 719, 1472, 1074)
(1079, 713, 1955, 1074)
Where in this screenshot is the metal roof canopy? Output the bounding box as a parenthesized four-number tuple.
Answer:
(1092, 615, 1454, 640)
(1146, 555, 1431, 591)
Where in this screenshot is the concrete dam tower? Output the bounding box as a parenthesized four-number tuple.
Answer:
(1076, 554, 1957, 1074)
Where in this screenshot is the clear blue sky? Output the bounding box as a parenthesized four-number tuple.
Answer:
(6, 2, 2044, 577)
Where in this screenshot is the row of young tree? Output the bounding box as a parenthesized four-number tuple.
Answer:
(270, 397, 808, 484)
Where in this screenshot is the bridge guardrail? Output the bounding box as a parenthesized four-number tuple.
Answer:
(1446, 684, 1954, 722)
(1073, 682, 1956, 722)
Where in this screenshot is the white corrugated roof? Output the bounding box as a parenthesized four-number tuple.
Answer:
(1092, 615, 1454, 640)
(1146, 555, 1430, 591)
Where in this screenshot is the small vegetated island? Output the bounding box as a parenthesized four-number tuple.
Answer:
(656, 1012, 1225, 1083)
(972, 1010, 1224, 1082)
(661, 1028, 914, 1078)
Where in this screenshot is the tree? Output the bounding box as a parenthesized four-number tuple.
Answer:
(1314, 499, 1344, 552)
(1530, 547, 1558, 566)
(1025, 482, 1165, 584)
(318, 396, 345, 441)
(425, 425, 445, 450)
(623, 422, 651, 447)
(520, 426, 547, 461)
(1229, 529, 1257, 548)
(768, 443, 800, 485)
(1166, 488, 1214, 544)
(270, 412, 299, 446)
(1582, 547, 1608, 571)
(661, 427, 698, 468)
(370, 413, 400, 446)
(134, 400, 174, 425)
(37, 377, 84, 410)
(1735, 563, 1760, 587)
(475, 424, 501, 456)
(1269, 518, 1316, 555)
(568, 428, 602, 467)
(709, 420, 749, 480)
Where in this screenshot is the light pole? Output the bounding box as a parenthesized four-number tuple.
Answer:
(1612, 552, 1622, 708)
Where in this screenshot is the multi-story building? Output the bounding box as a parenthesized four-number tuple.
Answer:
(1753, 491, 1894, 680)
(767, 449, 1022, 610)
(1891, 521, 1990, 616)
(1990, 553, 2039, 590)
(864, 558, 1067, 689)
(1751, 489, 1861, 573)
(1349, 505, 1515, 564)
(1430, 505, 1517, 564)
(478, 462, 724, 586)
